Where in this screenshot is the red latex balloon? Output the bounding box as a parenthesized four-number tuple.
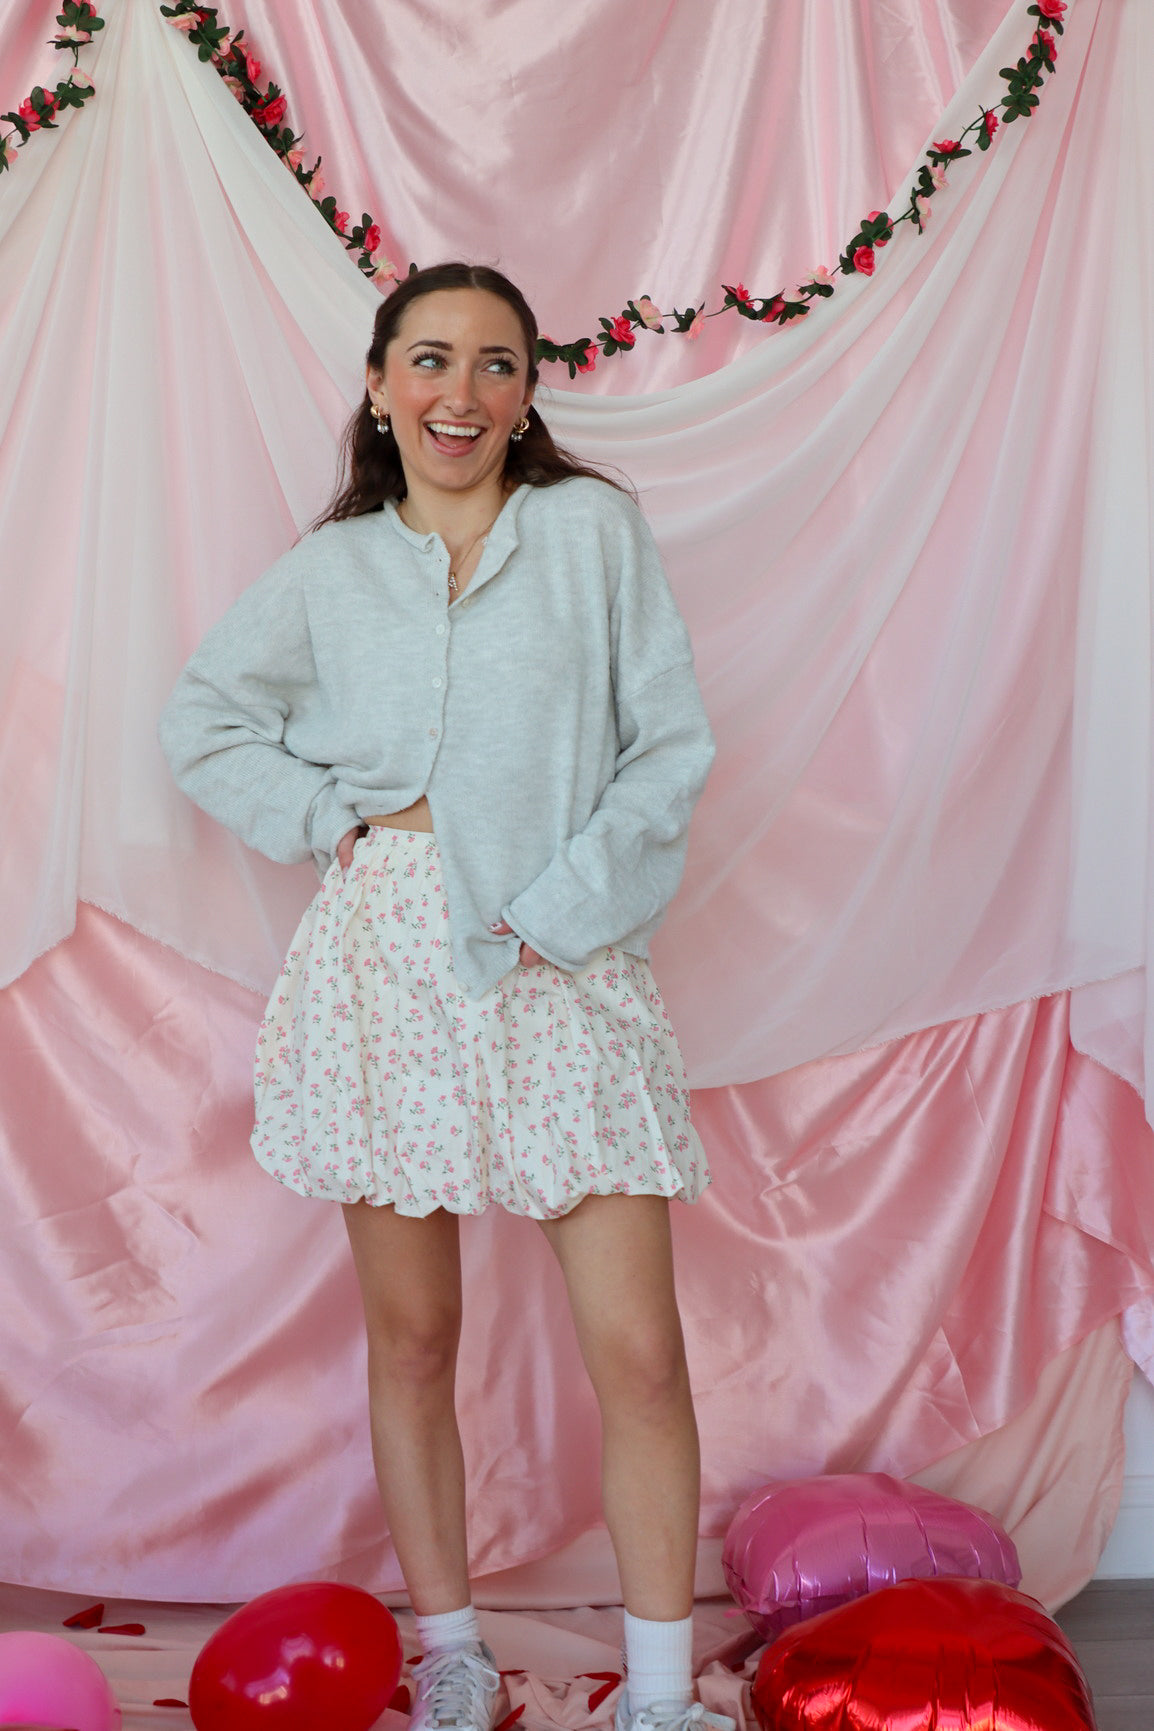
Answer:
(189, 1582, 402, 1731)
(751, 1577, 1095, 1731)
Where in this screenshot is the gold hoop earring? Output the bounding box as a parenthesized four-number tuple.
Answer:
(370, 404, 390, 435)
(511, 415, 530, 442)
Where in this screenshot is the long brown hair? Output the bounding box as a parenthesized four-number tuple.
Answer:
(314, 262, 631, 528)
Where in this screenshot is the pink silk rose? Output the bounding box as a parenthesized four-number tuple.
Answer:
(733, 282, 753, 306)
(308, 167, 325, 199)
(930, 164, 948, 190)
(1033, 27, 1058, 59)
(244, 50, 261, 84)
(913, 195, 932, 225)
(932, 139, 960, 156)
(372, 255, 399, 286)
(687, 310, 705, 340)
(608, 315, 635, 347)
(254, 93, 287, 127)
(804, 265, 832, 287)
(69, 68, 93, 89)
(1036, 0, 1066, 17)
(636, 296, 663, 329)
(222, 75, 245, 101)
(364, 223, 382, 255)
(866, 210, 891, 246)
(168, 14, 198, 31)
(18, 94, 57, 129)
(334, 210, 350, 233)
(285, 147, 304, 171)
(762, 297, 786, 321)
(575, 342, 597, 372)
(984, 110, 1000, 140)
(852, 245, 876, 276)
(55, 25, 91, 42)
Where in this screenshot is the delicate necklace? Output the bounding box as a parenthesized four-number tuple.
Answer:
(447, 525, 492, 594)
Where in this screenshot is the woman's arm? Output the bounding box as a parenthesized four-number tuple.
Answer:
(500, 492, 714, 968)
(158, 561, 362, 871)
(500, 660, 714, 969)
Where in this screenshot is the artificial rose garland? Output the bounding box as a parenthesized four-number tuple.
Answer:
(158, 0, 1065, 374)
(0, 3, 103, 174)
(159, 1, 399, 287)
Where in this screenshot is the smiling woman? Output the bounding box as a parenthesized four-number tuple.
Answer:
(159, 264, 723, 1731)
(316, 261, 628, 531)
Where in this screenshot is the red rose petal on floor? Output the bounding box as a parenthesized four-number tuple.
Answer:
(62, 1602, 105, 1628)
(154, 1701, 190, 1709)
(389, 1685, 412, 1713)
(99, 1621, 146, 1635)
(495, 1707, 526, 1731)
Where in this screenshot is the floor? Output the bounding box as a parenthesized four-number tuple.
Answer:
(1055, 1581, 1154, 1731)
(0, 1574, 1145, 1728)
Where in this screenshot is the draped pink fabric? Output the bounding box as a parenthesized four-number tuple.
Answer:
(1, 905, 1150, 1600)
(224, 0, 1013, 392)
(1, 0, 1153, 1618)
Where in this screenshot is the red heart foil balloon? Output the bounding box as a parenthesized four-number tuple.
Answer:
(751, 1577, 1096, 1731)
(188, 1581, 401, 1731)
(723, 1473, 1020, 1639)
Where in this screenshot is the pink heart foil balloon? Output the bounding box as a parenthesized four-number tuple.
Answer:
(723, 1471, 1020, 1638)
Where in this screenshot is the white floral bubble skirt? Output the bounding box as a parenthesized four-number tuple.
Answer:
(252, 827, 710, 1219)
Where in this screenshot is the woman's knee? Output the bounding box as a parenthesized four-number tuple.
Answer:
(365, 1301, 462, 1389)
(586, 1317, 690, 1413)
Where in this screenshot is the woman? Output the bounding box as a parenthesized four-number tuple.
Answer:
(160, 263, 722, 1731)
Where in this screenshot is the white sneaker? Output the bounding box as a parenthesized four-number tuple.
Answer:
(614, 1700, 736, 1731)
(410, 1641, 501, 1731)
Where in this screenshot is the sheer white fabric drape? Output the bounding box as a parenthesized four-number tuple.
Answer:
(2, 0, 1153, 1106)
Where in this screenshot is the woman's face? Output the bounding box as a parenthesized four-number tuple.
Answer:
(368, 288, 535, 506)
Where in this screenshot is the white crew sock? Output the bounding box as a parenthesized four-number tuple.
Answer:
(623, 1610, 694, 1713)
(416, 1604, 481, 1655)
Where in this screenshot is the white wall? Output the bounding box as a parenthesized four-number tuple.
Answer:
(1095, 1372, 1154, 1576)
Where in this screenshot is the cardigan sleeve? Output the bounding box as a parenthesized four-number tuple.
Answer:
(158, 561, 361, 871)
(501, 496, 714, 968)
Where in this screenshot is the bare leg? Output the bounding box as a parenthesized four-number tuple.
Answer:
(342, 1200, 470, 1614)
(538, 1194, 699, 1619)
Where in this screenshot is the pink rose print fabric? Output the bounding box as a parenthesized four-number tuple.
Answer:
(253, 828, 710, 1218)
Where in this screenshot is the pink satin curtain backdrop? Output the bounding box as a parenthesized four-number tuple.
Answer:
(1, 0, 1153, 1605)
(3, 904, 1151, 1601)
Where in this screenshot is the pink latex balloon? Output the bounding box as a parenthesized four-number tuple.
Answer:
(189, 1581, 401, 1730)
(0, 1631, 121, 1731)
(723, 1471, 1020, 1638)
